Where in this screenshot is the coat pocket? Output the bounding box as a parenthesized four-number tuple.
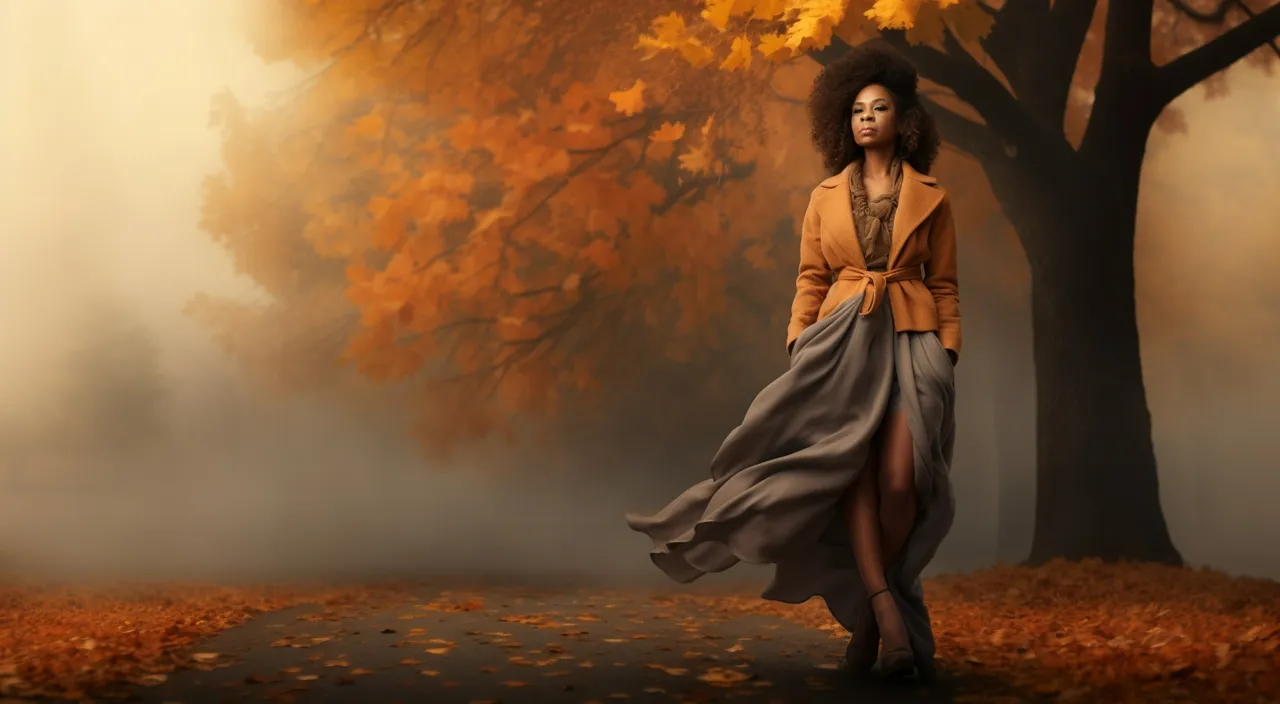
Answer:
(929, 331, 955, 383)
(816, 280, 844, 320)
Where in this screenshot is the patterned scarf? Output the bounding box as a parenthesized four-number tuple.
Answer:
(848, 158, 903, 271)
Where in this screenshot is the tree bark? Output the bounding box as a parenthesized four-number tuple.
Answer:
(992, 145, 1182, 565)
(989, 278, 1037, 564)
(918, 60, 1185, 563)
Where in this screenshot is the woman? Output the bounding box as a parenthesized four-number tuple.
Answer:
(625, 42, 959, 682)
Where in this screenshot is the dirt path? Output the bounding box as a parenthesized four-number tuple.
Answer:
(106, 584, 965, 704)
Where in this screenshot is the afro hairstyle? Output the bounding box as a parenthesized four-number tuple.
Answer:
(806, 41, 941, 177)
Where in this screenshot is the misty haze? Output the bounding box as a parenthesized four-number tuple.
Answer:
(2, 0, 1276, 585)
(0, 1, 1274, 701)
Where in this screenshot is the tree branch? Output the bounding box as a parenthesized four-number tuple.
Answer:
(1081, 0, 1159, 156)
(1044, 0, 1101, 113)
(980, 1, 1050, 87)
(920, 97, 1002, 161)
(1167, 0, 1280, 57)
(970, 1, 1095, 134)
(1235, 0, 1280, 57)
(875, 30, 1028, 140)
(770, 88, 805, 105)
(1165, 0, 1236, 22)
(1099, 0, 1156, 70)
(1155, 2, 1280, 105)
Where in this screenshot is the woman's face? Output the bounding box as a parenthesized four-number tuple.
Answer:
(850, 83, 898, 150)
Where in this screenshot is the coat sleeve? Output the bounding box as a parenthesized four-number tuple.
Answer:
(786, 192, 831, 353)
(924, 193, 962, 361)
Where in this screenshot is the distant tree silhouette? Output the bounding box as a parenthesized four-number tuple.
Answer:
(63, 298, 167, 461)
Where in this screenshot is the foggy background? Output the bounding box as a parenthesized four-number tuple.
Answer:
(1, 0, 1277, 585)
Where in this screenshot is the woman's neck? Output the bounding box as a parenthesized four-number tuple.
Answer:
(862, 146, 896, 180)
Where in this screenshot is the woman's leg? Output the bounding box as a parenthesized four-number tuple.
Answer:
(846, 418, 915, 674)
(841, 453, 883, 669)
(844, 453, 889, 595)
(868, 409, 917, 664)
(876, 410, 918, 565)
(844, 412, 917, 594)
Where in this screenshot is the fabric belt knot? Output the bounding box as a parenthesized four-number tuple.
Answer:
(836, 265, 923, 316)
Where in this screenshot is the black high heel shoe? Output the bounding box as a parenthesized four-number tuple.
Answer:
(868, 587, 915, 679)
(844, 597, 879, 673)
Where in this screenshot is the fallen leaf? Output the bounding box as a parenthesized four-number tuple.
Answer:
(645, 663, 689, 676)
(698, 667, 751, 686)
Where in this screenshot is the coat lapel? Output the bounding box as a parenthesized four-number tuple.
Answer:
(815, 162, 866, 269)
(889, 163, 943, 266)
(816, 160, 943, 269)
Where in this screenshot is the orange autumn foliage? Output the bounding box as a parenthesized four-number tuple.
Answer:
(196, 0, 1276, 453)
(682, 559, 1280, 703)
(196, 0, 826, 452)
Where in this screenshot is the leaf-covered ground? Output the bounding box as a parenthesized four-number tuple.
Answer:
(0, 582, 415, 700)
(0, 560, 1276, 703)
(695, 559, 1280, 703)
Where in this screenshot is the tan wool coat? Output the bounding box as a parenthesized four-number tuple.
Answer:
(786, 160, 962, 361)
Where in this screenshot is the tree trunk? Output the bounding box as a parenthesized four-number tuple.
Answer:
(992, 286, 1036, 564)
(996, 150, 1183, 565)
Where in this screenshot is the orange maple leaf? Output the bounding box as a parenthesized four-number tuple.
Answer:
(609, 79, 647, 116)
(720, 35, 752, 71)
(679, 143, 714, 175)
(650, 121, 686, 142)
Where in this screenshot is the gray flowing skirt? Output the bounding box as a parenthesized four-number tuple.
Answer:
(624, 292, 957, 666)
